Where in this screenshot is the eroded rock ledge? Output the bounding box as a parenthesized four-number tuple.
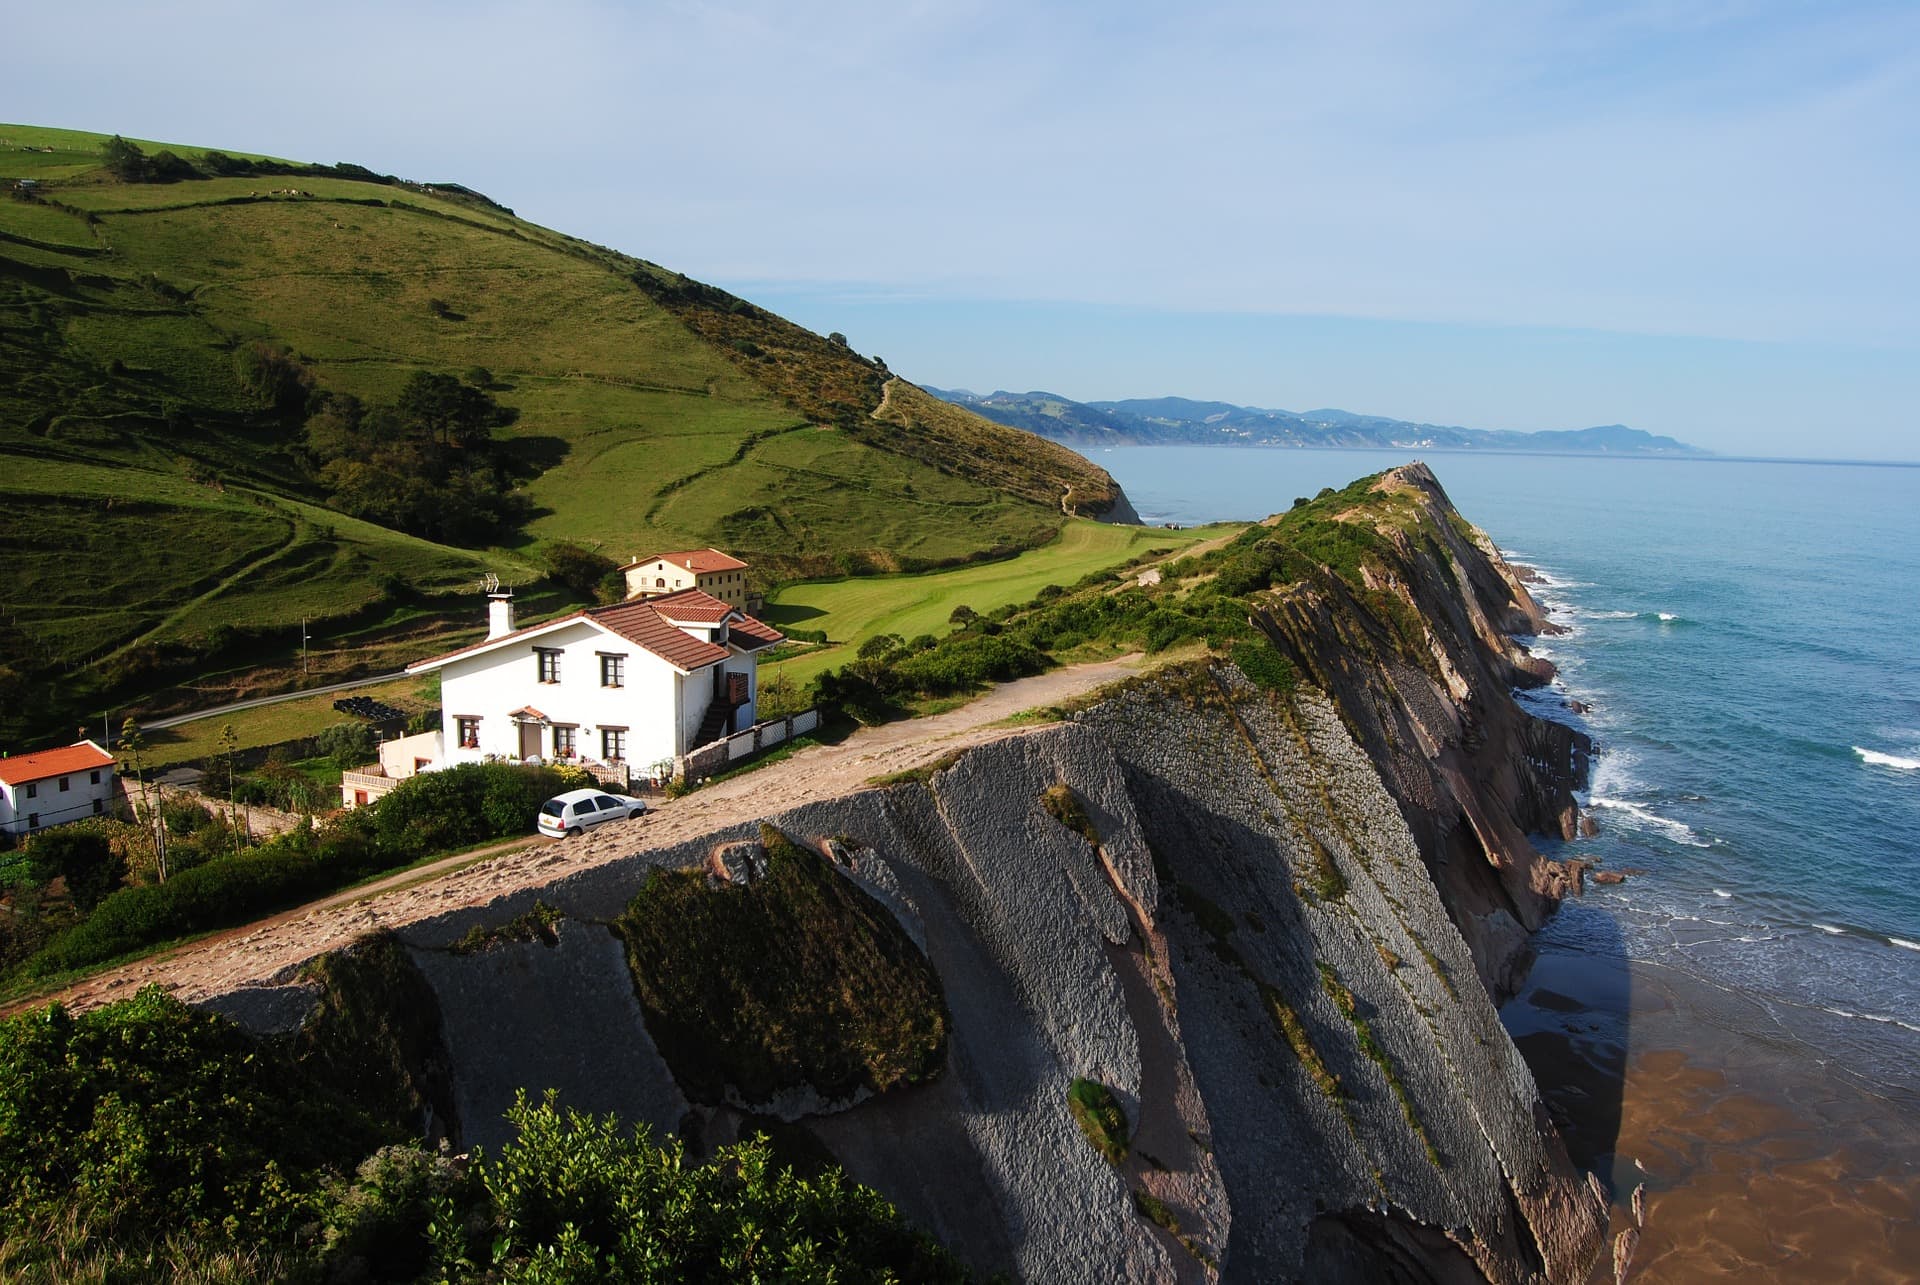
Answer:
(199, 465, 1607, 1282)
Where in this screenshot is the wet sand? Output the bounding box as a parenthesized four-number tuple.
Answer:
(1505, 950, 1920, 1282)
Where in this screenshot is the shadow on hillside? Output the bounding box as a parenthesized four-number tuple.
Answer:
(758, 602, 828, 626)
(497, 434, 569, 474)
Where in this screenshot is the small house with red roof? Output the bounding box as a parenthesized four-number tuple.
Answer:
(402, 586, 784, 780)
(618, 548, 751, 609)
(0, 740, 116, 836)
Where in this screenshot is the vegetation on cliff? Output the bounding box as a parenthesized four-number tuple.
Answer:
(612, 825, 950, 1106)
(1, 761, 574, 992)
(0, 988, 968, 1282)
(808, 471, 1402, 723)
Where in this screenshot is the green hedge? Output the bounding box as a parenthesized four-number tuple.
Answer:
(23, 763, 567, 979)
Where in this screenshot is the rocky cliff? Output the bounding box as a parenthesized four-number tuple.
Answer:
(204, 466, 1607, 1283)
(1248, 464, 1591, 997)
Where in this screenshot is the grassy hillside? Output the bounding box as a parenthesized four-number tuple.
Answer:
(0, 123, 1129, 744)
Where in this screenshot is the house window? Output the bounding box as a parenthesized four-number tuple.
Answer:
(553, 726, 576, 758)
(58, 776, 69, 792)
(600, 653, 625, 688)
(23, 782, 34, 799)
(26, 813, 37, 829)
(535, 647, 562, 683)
(655, 577, 666, 588)
(602, 728, 626, 761)
(456, 716, 481, 749)
(90, 769, 101, 785)
(92, 799, 103, 815)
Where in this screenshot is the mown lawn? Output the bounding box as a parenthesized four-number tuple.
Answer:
(140, 673, 438, 768)
(761, 519, 1240, 685)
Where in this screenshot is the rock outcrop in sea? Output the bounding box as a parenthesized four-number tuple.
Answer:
(204, 465, 1607, 1282)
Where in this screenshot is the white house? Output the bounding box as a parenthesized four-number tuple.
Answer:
(403, 587, 784, 781)
(618, 548, 751, 609)
(0, 741, 116, 836)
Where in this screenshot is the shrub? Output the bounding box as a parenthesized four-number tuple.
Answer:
(1230, 639, 1298, 694)
(317, 720, 378, 769)
(543, 540, 616, 601)
(1040, 785, 1099, 847)
(22, 765, 563, 979)
(1067, 1077, 1129, 1165)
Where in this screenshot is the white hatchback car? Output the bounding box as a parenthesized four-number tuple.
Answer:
(537, 787, 650, 838)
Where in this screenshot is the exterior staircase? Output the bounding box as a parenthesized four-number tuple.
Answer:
(693, 699, 733, 748)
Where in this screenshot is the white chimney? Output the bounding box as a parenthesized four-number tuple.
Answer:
(487, 592, 515, 640)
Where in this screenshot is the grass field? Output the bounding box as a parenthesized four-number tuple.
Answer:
(761, 519, 1241, 685)
(140, 674, 438, 769)
(0, 121, 1129, 745)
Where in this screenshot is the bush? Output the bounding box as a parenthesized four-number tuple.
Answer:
(543, 540, 616, 601)
(1067, 1077, 1129, 1165)
(0, 987, 391, 1254)
(22, 765, 564, 979)
(317, 720, 378, 769)
(25, 827, 125, 913)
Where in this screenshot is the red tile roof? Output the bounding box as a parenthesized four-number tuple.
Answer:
(0, 741, 114, 787)
(650, 587, 733, 623)
(408, 595, 784, 675)
(618, 547, 749, 574)
(727, 615, 785, 649)
(584, 599, 731, 671)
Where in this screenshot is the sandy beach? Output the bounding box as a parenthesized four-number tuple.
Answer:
(1506, 948, 1920, 1282)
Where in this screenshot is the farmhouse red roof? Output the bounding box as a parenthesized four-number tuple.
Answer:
(406, 592, 784, 674)
(618, 547, 749, 574)
(0, 741, 114, 787)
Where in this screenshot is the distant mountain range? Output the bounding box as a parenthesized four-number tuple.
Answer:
(924, 388, 1707, 456)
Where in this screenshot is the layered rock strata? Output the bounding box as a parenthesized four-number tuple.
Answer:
(205, 466, 1606, 1281)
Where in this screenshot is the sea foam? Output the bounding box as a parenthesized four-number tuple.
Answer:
(1854, 747, 1920, 771)
(1588, 796, 1712, 847)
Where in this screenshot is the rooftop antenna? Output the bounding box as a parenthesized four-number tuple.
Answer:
(482, 571, 501, 595)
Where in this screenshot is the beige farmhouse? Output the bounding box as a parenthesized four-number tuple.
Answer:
(618, 548, 750, 608)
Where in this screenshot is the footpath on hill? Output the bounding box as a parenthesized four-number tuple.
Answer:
(31, 654, 1150, 1017)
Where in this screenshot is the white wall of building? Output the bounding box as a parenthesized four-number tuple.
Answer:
(378, 730, 445, 780)
(437, 621, 704, 773)
(0, 764, 117, 836)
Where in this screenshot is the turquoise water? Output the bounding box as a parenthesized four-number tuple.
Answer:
(1100, 446, 1920, 1096)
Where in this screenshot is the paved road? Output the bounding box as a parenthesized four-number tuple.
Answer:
(144, 671, 409, 730)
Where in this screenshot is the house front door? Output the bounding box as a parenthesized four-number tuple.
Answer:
(518, 721, 541, 760)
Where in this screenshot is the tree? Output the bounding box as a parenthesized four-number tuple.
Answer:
(395, 370, 516, 448)
(119, 718, 165, 882)
(542, 541, 616, 601)
(464, 365, 494, 389)
(27, 828, 125, 912)
(217, 724, 245, 855)
(101, 135, 150, 182)
(948, 604, 978, 630)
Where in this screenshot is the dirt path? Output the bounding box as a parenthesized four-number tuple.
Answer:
(26, 654, 1149, 1017)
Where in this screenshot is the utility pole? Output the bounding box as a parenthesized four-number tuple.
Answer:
(302, 616, 310, 674)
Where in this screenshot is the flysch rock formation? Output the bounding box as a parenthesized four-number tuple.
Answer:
(204, 464, 1607, 1283)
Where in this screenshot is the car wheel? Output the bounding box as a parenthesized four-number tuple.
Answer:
(629, 808, 646, 819)
(566, 826, 583, 838)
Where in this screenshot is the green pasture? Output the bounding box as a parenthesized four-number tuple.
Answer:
(762, 519, 1242, 685)
(140, 673, 439, 769)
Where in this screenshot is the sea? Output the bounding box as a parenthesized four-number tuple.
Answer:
(1099, 444, 1920, 1257)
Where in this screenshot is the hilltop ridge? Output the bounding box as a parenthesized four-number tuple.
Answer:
(930, 387, 1704, 456)
(0, 123, 1129, 743)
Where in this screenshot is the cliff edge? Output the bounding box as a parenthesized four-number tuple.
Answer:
(185, 464, 1605, 1282)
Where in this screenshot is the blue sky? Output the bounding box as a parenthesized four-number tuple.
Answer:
(8, 1, 1917, 457)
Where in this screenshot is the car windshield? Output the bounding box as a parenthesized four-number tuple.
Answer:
(540, 801, 564, 817)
